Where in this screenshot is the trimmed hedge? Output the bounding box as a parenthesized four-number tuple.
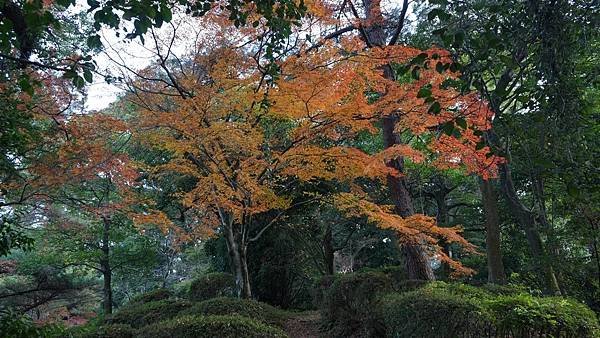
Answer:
(105, 299, 192, 328)
(136, 314, 288, 338)
(379, 282, 600, 338)
(180, 297, 288, 327)
(77, 323, 137, 338)
(320, 271, 393, 337)
(188, 272, 236, 301)
(379, 286, 491, 338)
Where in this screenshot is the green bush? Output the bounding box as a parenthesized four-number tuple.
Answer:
(320, 271, 392, 337)
(0, 311, 66, 338)
(486, 294, 600, 337)
(136, 314, 288, 338)
(75, 323, 136, 338)
(311, 274, 337, 308)
(378, 282, 600, 338)
(360, 265, 408, 288)
(188, 272, 236, 301)
(105, 299, 192, 328)
(128, 288, 172, 305)
(379, 287, 492, 338)
(181, 297, 288, 327)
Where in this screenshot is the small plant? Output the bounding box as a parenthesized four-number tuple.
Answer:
(188, 272, 236, 301)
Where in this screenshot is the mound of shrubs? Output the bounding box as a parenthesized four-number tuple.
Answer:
(128, 288, 172, 305)
(319, 271, 393, 337)
(378, 282, 600, 338)
(137, 314, 288, 338)
(105, 299, 193, 328)
(181, 297, 288, 327)
(188, 272, 236, 301)
(76, 323, 137, 338)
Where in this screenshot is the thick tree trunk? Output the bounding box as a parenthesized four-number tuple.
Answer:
(383, 116, 434, 280)
(100, 216, 113, 314)
(499, 162, 561, 294)
(479, 178, 507, 284)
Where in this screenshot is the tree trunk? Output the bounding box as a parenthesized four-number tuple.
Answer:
(499, 162, 561, 294)
(479, 178, 507, 284)
(322, 224, 335, 275)
(224, 221, 252, 298)
(383, 116, 434, 280)
(358, 0, 434, 280)
(100, 216, 113, 314)
(433, 188, 452, 279)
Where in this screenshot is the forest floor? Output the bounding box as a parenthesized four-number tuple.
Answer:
(282, 311, 322, 338)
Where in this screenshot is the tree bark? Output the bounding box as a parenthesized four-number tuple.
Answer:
(359, 0, 434, 280)
(479, 178, 507, 284)
(100, 216, 113, 314)
(322, 224, 335, 275)
(499, 162, 561, 294)
(224, 221, 252, 298)
(383, 116, 434, 280)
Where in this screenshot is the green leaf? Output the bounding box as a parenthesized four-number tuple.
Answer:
(83, 69, 93, 83)
(456, 117, 467, 129)
(87, 35, 102, 49)
(417, 86, 432, 99)
(428, 102, 441, 114)
(442, 121, 454, 135)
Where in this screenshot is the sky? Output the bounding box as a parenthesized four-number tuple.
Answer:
(83, 0, 418, 112)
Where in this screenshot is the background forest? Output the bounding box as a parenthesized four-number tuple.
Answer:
(0, 0, 599, 337)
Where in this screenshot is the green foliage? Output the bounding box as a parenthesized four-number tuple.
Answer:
(320, 271, 393, 337)
(379, 286, 491, 337)
(486, 294, 600, 337)
(75, 323, 136, 338)
(181, 297, 289, 327)
(378, 282, 600, 338)
(105, 299, 192, 328)
(0, 310, 66, 338)
(128, 288, 172, 305)
(188, 272, 236, 301)
(136, 314, 288, 338)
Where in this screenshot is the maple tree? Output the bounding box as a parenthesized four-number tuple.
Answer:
(122, 3, 500, 297)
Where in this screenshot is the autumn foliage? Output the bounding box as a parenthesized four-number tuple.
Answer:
(119, 6, 501, 284)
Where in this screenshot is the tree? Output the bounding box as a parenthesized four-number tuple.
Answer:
(122, 3, 499, 297)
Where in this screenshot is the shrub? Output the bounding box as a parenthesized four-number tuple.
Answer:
(320, 271, 392, 337)
(311, 274, 337, 308)
(378, 282, 600, 338)
(136, 314, 288, 338)
(379, 287, 492, 338)
(128, 288, 172, 305)
(188, 272, 236, 301)
(0, 310, 66, 338)
(75, 323, 136, 338)
(486, 294, 600, 337)
(180, 297, 288, 327)
(105, 299, 192, 328)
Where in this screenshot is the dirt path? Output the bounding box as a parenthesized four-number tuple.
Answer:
(282, 311, 322, 338)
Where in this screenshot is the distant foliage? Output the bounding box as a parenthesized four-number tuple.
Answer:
(188, 273, 236, 301)
(181, 297, 288, 327)
(320, 271, 393, 337)
(105, 299, 192, 328)
(378, 282, 600, 338)
(136, 314, 288, 338)
(128, 288, 172, 305)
